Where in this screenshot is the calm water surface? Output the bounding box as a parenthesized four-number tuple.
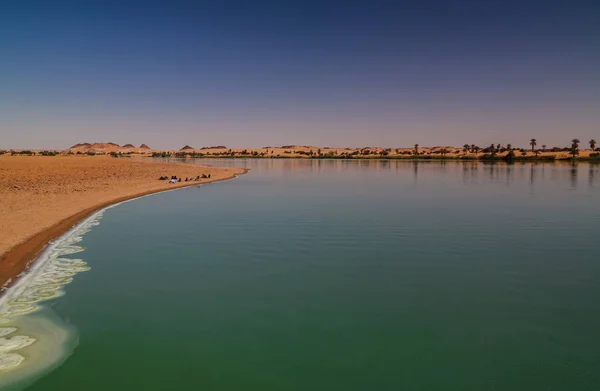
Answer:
(11, 160, 600, 390)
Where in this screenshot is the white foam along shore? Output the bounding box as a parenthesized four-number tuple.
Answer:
(0, 178, 229, 322)
(0, 206, 105, 386)
(0, 193, 149, 385)
(0, 181, 228, 387)
(0, 182, 200, 318)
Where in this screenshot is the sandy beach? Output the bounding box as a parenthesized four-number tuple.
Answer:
(0, 155, 246, 288)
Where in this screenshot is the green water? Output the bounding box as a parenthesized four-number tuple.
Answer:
(4, 160, 600, 390)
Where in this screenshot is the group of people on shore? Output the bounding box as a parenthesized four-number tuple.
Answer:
(158, 174, 211, 183)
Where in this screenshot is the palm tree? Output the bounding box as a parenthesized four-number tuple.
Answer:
(497, 143, 502, 151)
(414, 144, 419, 155)
(590, 139, 597, 151)
(489, 143, 496, 156)
(463, 144, 470, 156)
(542, 144, 547, 152)
(473, 145, 480, 154)
(571, 139, 580, 159)
(530, 138, 537, 152)
(505, 144, 516, 162)
(470, 144, 476, 153)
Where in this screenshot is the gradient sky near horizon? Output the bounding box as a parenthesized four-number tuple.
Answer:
(1, 0, 599, 150)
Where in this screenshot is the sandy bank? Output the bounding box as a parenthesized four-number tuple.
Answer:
(0, 155, 246, 289)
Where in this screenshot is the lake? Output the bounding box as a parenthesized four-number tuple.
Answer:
(2, 160, 600, 390)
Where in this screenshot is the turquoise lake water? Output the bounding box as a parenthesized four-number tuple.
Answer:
(2, 160, 600, 390)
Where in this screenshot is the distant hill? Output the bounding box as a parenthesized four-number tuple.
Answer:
(65, 142, 153, 154)
(70, 143, 92, 149)
(180, 145, 195, 151)
(67, 143, 121, 153)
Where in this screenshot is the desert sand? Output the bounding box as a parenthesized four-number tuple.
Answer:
(0, 155, 245, 288)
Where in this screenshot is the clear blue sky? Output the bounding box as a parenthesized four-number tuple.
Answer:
(1, 0, 599, 149)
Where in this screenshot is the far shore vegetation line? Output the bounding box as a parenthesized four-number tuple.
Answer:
(151, 138, 599, 162)
(0, 150, 133, 158)
(2, 139, 598, 162)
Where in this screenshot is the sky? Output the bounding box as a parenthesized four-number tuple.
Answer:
(1, 0, 599, 149)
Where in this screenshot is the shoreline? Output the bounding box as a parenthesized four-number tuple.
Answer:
(0, 169, 248, 292)
(151, 155, 600, 163)
(168, 156, 600, 164)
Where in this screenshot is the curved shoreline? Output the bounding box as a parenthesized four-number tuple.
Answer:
(0, 170, 248, 293)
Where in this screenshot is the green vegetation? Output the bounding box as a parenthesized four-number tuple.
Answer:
(143, 138, 597, 162)
(152, 152, 172, 158)
(11, 150, 34, 156)
(573, 152, 600, 162)
(571, 139, 580, 159)
(108, 151, 134, 158)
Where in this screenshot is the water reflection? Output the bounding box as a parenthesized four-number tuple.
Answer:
(505, 164, 514, 187)
(436, 160, 448, 174)
(379, 160, 391, 172)
(589, 164, 597, 188)
(570, 162, 578, 189)
(413, 161, 418, 183)
(171, 158, 600, 193)
(483, 162, 500, 182)
(461, 161, 478, 185)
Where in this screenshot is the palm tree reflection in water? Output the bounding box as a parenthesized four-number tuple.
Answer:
(570, 162, 578, 189)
